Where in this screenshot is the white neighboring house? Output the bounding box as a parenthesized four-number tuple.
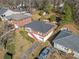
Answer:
(25, 20, 57, 42)
(0, 8, 26, 21)
(53, 30, 79, 59)
(3, 9, 26, 16)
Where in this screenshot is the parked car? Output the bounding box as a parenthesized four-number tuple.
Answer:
(37, 46, 54, 59)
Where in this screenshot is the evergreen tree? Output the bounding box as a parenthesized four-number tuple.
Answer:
(62, 2, 73, 23)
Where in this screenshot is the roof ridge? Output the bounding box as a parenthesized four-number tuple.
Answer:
(54, 34, 72, 42)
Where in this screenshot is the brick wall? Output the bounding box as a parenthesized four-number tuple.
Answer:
(12, 18, 32, 26)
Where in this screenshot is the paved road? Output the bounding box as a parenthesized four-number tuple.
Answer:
(20, 42, 39, 59)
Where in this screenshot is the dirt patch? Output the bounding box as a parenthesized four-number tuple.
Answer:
(0, 48, 5, 59)
(63, 23, 79, 34)
(47, 51, 77, 59)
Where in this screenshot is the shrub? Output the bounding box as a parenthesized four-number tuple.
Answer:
(62, 2, 73, 24)
(49, 15, 56, 22)
(6, 43, 15, 54)
(4, 53, 12, 59)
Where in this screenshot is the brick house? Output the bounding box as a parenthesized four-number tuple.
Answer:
(4, 13, 32, 27)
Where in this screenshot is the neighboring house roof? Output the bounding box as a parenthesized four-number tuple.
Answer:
(0, 8, 7, 15)
(54, 30, 72, 40)
(53, 30, 79, 52)
(25, 21, 55, 33)
(11, 8, 26, 12)
(3, 9, 15, 16)
(5, 13, 32, 20)
(0, 8, 27, 17)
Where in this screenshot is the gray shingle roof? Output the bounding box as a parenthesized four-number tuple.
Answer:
(5, 13, 31, 20)
(25, 21, 54, 33)
(0, 8, 7, 15)
(11, 8, 26, 12)
(54, 30, 72, 40)
(53, 30, 79, 52)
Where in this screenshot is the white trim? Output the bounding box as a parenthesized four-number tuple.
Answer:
(44, 31, 53, 42)
(28, 31, 53, 42)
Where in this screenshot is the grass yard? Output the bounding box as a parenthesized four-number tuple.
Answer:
(32, 10, 41, 20)
(32, 14, 41, 20)
(13, 32, 32, 59)
(19, 30, 34, 43)
(4, 54, 12, 59)
(32, 9, 56, 21)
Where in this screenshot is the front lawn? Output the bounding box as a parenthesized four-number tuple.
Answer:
(19, 30, 34, 43)
(6, 44, 15, 55)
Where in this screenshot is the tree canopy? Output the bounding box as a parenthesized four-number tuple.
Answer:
(62, 2, 74, 23)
